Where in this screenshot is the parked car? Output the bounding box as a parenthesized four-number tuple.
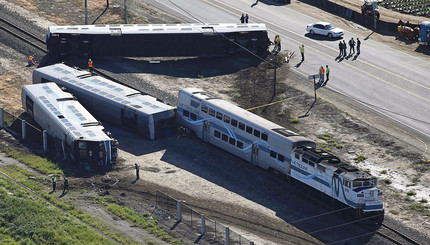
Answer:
(306, 22, 344, 38)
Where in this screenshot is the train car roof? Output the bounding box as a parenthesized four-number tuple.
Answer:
(297, 147, 375, 181)
(23, 83, 109, 141)
(180, 88, 314, 145)
(47, 23, 268, 35)
(34, 64, 175, 115)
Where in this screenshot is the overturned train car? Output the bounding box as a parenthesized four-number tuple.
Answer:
(33, 64, 176, 140)
(22, 83, 117, 169)
(46, 23, 271, 57)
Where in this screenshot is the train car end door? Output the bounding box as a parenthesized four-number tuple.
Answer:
(202, 121, 210, 142)
(251, 143, 259, 166)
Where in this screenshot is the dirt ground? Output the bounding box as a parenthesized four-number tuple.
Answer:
(1, 0, 430, 244)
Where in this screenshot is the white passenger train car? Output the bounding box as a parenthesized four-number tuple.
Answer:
(22, 83, 116, 169)
(32, 64, 176, 140)
(177, 88, 315, 174)
(177, 88, 384, 219)
(291, 147, 383, 215)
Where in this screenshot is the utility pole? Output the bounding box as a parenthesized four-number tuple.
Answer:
(373, 1, 377, 30)
(85, 0, 88, 25)
(124, 0, 128, 24)
(308, 74, 319, 103)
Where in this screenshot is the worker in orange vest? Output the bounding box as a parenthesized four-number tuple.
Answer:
(319, 65, 325, 83)
(28, 56, 36, 66)
(88, 59, 93, 73)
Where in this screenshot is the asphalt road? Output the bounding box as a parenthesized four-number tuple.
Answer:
(143, 0, 430, 140)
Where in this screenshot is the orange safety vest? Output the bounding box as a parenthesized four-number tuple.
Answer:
(320, 67, 324, 74)
(28, 56, 34, 62)
(88, 60, 93, 68)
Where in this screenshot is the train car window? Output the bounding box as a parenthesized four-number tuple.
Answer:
(310, 157, 317, 163)
(216, 112, 223, 120)
(214, 130, 221, 138)
(238, 122, 245, 130)
(353, 181, 362, 188)
(183, 110, 190, 117)
(270, 150, 277, 158)
(317, 164, 325, 172)
(253, 129, 261, 138)
(295, 153, 300, 159)
(246, 126, 253, 134)
(223, 115, 230, 124)
(78, 142, 87, 149)
(277, 154, 285, 162)
(190, 113, 197, 121)
(221, 134, 228, 142)
(190, 100, 200, 108)
(261, 133, 268, 141)
(231, 119, 238, 127)
(302, 158, 309, 163)
(237, 141, 243, 149)
(209, 108, 215, 116)
(343, 180, 351, 188)
(201, 105, 208, 113)
(308, 161, 315, 167)
(229, 137, 236, 145)
(363, 181, 370, 186)
(41, 78, 53, 83)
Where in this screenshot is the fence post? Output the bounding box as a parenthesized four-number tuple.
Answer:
(0, 108, 3, 128)
(201, 215, 206, 235)
(177, 201, 182, 222)
(225, 227, 230, 245)
(43, 130, 47, 153)
(21, 120, 26, 140)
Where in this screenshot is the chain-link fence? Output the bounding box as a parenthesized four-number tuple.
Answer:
(155, 190, 254, 245)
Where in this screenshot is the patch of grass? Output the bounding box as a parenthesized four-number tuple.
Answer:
(383, 179, 392, 184)
(334, 143, 344, 149)
(224, 88, 240, 93)
(323, 147, 332, 152)
(389, 210, 399, 215)
(420, 198, 428, 203)
(380, 170, 387, 174)
(404, 196, 413, 202)
(197, 74, 204, 78)
(354, 154, 367, 163)
(96, 195, 183, 244)
(408, 203, 430, 216)
(289, 118, 300, 124)
(407, 191, 416, 196)
(277, 110, 286, 116)
(233, 93, 241, 98)
(0, 173, 116, 245)
(317, 133, 343, 151)
(363, 169, 370, 173)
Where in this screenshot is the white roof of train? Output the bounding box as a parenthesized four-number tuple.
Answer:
(24, 83, 109, 141)
(47, 23, 268, 35)
(181, 88, 314, 144)
(34, 64, 174, 115)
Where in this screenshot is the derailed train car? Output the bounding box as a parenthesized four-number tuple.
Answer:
(46, 23, 271, 57)
(22, 83, 117, 169)
(32, 64, 176, 140)
(177, 88, 384, 221)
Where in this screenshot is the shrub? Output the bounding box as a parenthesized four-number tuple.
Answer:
(380, 170, 387, 174)
(420, 198, 428, 203)
(407, 191, 416, 196)
(383, 179, 392, 184)
(389, 210, 399, 215)
(289, 118, 300, 124)
(354, 154, 367, 163)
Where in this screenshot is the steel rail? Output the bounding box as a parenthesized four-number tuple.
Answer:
(0, 17, 47, 53)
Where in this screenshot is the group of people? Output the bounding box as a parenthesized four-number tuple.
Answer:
(338, 37, 361, 57)
(319, 65, 330, 85)
(51, 176, 69, 193)
(240, 14, 249, 23)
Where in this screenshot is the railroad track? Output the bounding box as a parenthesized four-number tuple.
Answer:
(0, 16, 47, 53)
(376, 223, 422, 245)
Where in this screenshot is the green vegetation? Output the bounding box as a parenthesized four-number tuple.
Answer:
(197, 74, 204, 78)
(224, 88, 240, 93)
(382, 0, 430, 17)
(420, 198, 428, 203)
(408, 203, 430, 216)
(389, 210, 399, 215)
(289, 118, 300, 124)
(404, 196, 413, 202)
(380, 170, 387, 174)
(96, 195, 183, 244)
(317, 133, 343, 150)
(0, 174, 116, 245)
(354, 154, 367, 163)
(363, 169, 370, 173)
(407, 191, 417, 196)
(383, 179, 392, 184)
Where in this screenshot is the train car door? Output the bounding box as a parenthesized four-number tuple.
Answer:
(121, 107, 138, 129)
(202, 121, 210, 142)
(251, 143, 259, 166)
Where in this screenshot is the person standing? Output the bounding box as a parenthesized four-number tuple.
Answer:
(28, 56, 36, 66)
(325, 65, 330, 84)
(88, 59, 93, 73)
(52, 176, 56, 192)
(240, 14, 245, 24)
(300, 44, 305, 61)
(319, 66, 325, 83)
(338, 41, 343, 57)
(63, 177, 69, 193)
(356, 38, 361, 55)
(343, 40, 347, 57)
(245, 14, 249, 23)
(349, 38, 355, 55)
(135, 163, 140, 180)
(273, 35, 281, 52)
